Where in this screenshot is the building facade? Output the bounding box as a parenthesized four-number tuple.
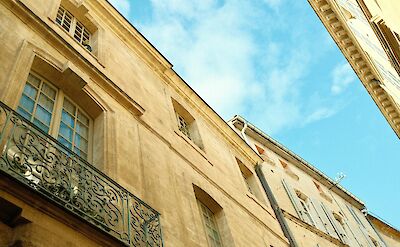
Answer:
(228, 116, 399, 247)
(308, 0, 400, 138)
(0, 0, 287, 246)
(0, 0, 398, 247)
(367, 214, 400, 247)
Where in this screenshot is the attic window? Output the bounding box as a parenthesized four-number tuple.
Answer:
(171, 98, 203, 149)
(55, 5, 93, 52)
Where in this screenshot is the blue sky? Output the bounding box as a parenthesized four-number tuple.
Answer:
(109, 0, 400, 229)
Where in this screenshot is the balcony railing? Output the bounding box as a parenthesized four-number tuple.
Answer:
(0, 101, 163, 246)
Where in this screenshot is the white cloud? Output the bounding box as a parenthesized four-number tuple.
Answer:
(331, 62, 356, 95)
(109, 0, 131, 17)
(135, 0, 342, 134)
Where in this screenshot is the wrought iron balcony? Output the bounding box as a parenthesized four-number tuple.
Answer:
(0, 101, 163, 246)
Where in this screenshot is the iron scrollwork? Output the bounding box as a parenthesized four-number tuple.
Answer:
(0, 101, 163, 246)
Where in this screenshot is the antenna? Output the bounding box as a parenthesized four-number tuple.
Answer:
(329, 172, 346, 190)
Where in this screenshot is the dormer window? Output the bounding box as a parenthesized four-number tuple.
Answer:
(56, 6, 92, 52)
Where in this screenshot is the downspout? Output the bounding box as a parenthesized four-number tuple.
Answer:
(255, 164, 298, 247)
(239, 118, 297, 246)
(240, 121, 252, 149)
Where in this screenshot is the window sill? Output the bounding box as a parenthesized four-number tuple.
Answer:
(48, 17, 105, 68)
(174, 130, 212, 166)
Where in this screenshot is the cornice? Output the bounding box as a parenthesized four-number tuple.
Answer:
(308, 0, 400, 139)
(88, 0, 172, 74)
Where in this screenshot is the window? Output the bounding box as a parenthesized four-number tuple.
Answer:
(282, 179, 315, 226)
(56, 6, 92, 51)
(295, 190, 315, 226)
(17, 72, 92, 160)
(193, 185, 233, 247)
(177, 113, 191, 139)
(198, 201, 223, 247)
(171, 98, 203, 149)
(235, 158, 266, 203)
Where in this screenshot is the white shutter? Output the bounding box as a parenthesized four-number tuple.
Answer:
(346, 205, 375, 247)
(282, 179, 307, 222)
(331, 196, 363, 246)
(321, 202, 347, 243)
(309, 198, 329, 233)
(311, 199, 339, 239)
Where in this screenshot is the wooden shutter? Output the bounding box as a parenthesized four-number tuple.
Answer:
(320, 202, 348, 243)
(332, 196, 363, 246)
(309, 198, 327, 232)
(310, 198, 339, 238)
(346, 205, 375, 247)
(282, 179, 306, 222)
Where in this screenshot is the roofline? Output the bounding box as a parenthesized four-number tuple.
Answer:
(367, 213, 400, 237)
(307, 0, 400, 138)
(229, 115, 365, 209)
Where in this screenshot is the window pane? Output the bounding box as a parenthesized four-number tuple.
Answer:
(38, 94, 54, 112)
(35, 105, 52, 126)
(17, 107, 32, 120)
(58, 136, 72, 149)
(23, 83, 38, 99)
(61, 110, 75, 128)
(19, 95, 35, 113)
(63, 98, 76, 115)
(59, 122, 73, 141)
(77, 111, 89, 126)
(27, 74, 40, 88)
(76, 121, 88, 137)
(33, 119, 49, 133)
(41, 83, 56, 100)
(74, 134, 88, 152)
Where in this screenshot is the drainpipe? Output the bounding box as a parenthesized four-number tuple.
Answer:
(240, 121, 253, 149)
(255, 164, 299, 247)
(239, 118, 297, 246)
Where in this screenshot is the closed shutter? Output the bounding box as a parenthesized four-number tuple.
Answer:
(333, 197, 363, 246)
(310, 198, 339, 239)
(320, 202, 348, 244)
(281, 179, 311, 224)
(346, 205, 375, 247)
(309, 198, 329, 233)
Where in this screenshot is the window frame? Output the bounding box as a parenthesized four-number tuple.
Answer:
(197, 200, 224, 247)
(55, 5, 92, 51)
(17, 72, 93, 161)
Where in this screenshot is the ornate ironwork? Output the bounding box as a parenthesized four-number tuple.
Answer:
(0, 101, 163, 246)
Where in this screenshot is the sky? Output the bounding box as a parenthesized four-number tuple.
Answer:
(109, 0, 400, 229)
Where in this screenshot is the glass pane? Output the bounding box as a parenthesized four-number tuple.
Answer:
(23, 83, 38, 99)
(59, 122, 73, 141)
(41, 83, 56, 100)
(76, 121, 88, 137)
(35, 105, 52, 126)
(58, 136, 72, 149)
(17, 107, 32, 120)
(77, 111, 89, 126)
(33, 119, 49, 133)
(19, 95, 35, 113)
(61, 110, 75, 128)
(63, 98, 76, 115)
(74, 134, 88, 152)
(74, 148, 87, 160)
(38, 94, 54, 112)
(27, 74, 41, 88)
